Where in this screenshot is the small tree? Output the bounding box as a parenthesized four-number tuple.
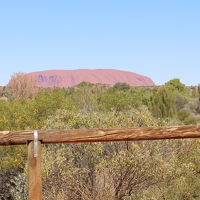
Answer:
(113, 82, 131, 91)
(196, 84, 200, 113)
(7, 73, 38, 99)
(165, 79, 186, 93)
(152, 86, 177, 118)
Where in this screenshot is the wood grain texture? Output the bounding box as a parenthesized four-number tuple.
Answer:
(28, 141, 42, 200)
(1, 125, 200, 145)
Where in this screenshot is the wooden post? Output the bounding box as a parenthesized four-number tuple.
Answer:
(28, 141, 42, 200)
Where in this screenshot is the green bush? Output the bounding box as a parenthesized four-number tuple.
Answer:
(113, 82, 131, 91)
(176, 94, 188, 110)
(1, 79, 200, 200)
(76, 81, 94, 87)
(183, 117, 197, 125)
(152, 86, 177, 118)
(165, 78, 186, 93)
(178, 110, 190, 121)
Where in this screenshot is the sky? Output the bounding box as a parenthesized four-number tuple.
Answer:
(0, 0, 199, 86)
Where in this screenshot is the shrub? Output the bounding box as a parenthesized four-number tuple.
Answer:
(113, 82, 131, 91)
(178, 110, 190, 121)
(165, 79, 186, 93)
(176, 94, 188, 111)
(152, 86, 177, 118)
(183, 117, 197, 125)
(7, 73, 38, 99)
(76, 81, 94, 88)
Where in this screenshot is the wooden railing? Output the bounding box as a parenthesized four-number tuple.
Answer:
(1, 125, 200, 200)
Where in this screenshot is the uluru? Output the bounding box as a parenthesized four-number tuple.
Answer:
(29, 69, 155, 88)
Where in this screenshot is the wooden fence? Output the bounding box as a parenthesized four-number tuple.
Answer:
(1, 125, 200, 200)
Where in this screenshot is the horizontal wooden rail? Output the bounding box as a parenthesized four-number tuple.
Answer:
(1, 125, 200, 146)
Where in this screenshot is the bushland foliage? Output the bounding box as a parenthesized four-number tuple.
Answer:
(0, 78, 200, 199)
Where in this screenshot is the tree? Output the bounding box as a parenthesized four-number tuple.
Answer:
(113, 82, 131, 91)
(152, 86, 177, 118)
(77, 81, 94, 88)
(165, 79, 186, 93)
(196, 84, 200, 113)
(7, 73, 38, 99)
(97, 90, 141, 112)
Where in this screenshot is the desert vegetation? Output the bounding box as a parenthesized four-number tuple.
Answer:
(0, 75, 200, 199)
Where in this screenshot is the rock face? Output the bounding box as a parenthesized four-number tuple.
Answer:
(29, 69, 155, 88)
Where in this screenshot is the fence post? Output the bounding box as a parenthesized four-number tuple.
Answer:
(28, 140, 42, 200)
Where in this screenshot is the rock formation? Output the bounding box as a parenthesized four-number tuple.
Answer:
(29, 69, 155, 88)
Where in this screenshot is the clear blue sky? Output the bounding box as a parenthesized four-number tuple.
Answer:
(0, 0, 199, 86)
